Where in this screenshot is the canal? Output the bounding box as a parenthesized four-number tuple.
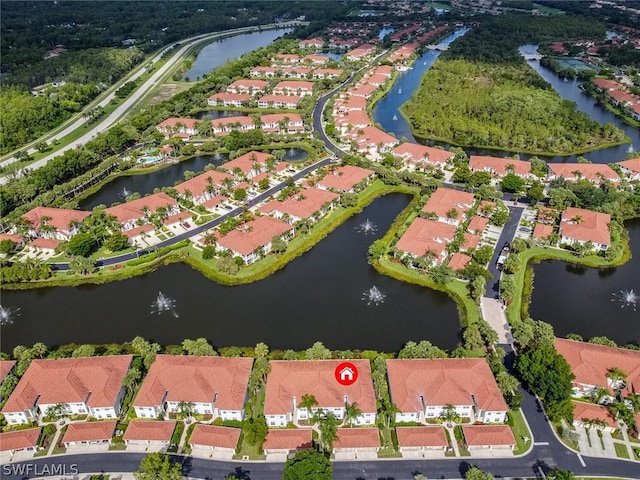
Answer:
(183, 29, 292, 81)
(1, 194, 461, 352)
(374, 34, 638, 165)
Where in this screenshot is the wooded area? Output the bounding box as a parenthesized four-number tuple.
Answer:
(401, 14, 624, 155)
(402, 59, 624, 155)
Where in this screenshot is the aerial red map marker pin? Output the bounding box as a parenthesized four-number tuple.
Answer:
(335, 362, 358, 386)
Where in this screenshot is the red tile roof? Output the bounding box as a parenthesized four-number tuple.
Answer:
(221, 151, 273, 176)
(303, 54, 330, 64)
(275, 54, 301, 63)
(386, 359, 508, 413)
(0, 360, 16, 382)
(208, 93, 251, 103)
(0, 428, 41, 452)
(336, 110, 371, 128)
(123, 224, 154, 238)
(124, 420, 177, 442)
(260, 187, 338, 220)
(22, 207, 90, 233)
(555, 338, 640, 395)
(317, 165, 374, 191)
(264, 360, 376, 415)
(560, 207, 611, 246)
(396, 427, 448, 447)
(333, 428, 380, 449)
(448, 252, 472, 271)
(395, 217, 456, 257)
(2, 356, 132, 413)
(189, 425, 241, 449)
(201, 196, 227, 210)
(392, 143, 453, 166)
(609, 89, 637, 105)
(572, 401, 617, 428)
(273, 81, 314, 92)
(617, 157, 640, 174)
(422, 188, 475, 220)
(315, 68, 344, 77)
(468, 216, 489, 233)
(258, 95, 303, 106)
(349, 83, 378, 97)
(105, 193, 177, 223)
(163, 211, 191, 226)
(263, 429, 313, 451)
(28, 238, 61, 250)
(469, 155, 531, 177)
(133, 355, 253, 410)
(216, 216, 294, 256)
(261, 113, 304, 126)
(63, 421, 116, 444)
(532, 223, 553, 239)
(175, 170, 233, 197)
(157, 117, 198, 130)
(0, 234, 24, 244)
(593, 79, 620, 91)
(211, 116, 255, 130)
(356, 126, 398, 146)
(227, 79, 268, 90)
(549, 163, 620, 183)
(462, 425, 515, 447)
(462, 232, 482, 250)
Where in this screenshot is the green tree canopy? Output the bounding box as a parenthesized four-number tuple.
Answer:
(282, 448, 332, 480)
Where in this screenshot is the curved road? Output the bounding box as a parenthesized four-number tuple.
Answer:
(4, 37, 637, 480)
(0, 22, 302, 184)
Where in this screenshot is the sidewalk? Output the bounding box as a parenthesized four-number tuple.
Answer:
(480, 296, 512, 344)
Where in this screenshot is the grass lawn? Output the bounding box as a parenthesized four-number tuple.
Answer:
(509, 409, 532, 455)
(613, 441, 630, 459)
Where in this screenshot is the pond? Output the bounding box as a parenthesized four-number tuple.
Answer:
(192, 110, 250, 120)
(0, 194, 462, 352)
(78, 154, 227, 210)
(183, 28, 293, 81)
(529, 218, 640, 346)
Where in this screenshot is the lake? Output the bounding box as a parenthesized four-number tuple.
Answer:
(183, 29, 293, 81)
(0, 194, 462, 352)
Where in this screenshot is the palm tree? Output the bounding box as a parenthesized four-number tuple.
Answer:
(314, 410, 340, 453)
(380, 401, 399, 428)
(590, 387, 609, 405)
(548, 469, 576, 480)
(606, 367, 627, 391)
(446, 208, 459, 220)
(343, 401, 362, 427)
(176, 401, 195, 421)
(440, 404, 460, 425)
(298, 394, 318, 419)
(45, 403, 68, 420)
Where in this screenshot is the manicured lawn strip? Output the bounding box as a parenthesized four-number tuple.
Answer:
(508, 409, 531, 455)
(507, 240, 628, 324)
(184, 180, 417, 286)
(614, 441, 630, 459)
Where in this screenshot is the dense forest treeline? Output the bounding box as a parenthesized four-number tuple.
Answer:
(536, 0, 640, 30)
(0, 1, 351, 154)
(0, 47, 146, 154)
(445, 14, 607, 64)
(0, 37, 306, 217)
(0, 1, 351, 84)
(402, 59, 625, 155)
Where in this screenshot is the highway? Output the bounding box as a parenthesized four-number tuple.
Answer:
(0, 22, 302, 184)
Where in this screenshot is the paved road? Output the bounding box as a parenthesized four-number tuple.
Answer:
(0, 22, 301, 184)
(485, 205, 524, 298)
(48, 157, 335, 270)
